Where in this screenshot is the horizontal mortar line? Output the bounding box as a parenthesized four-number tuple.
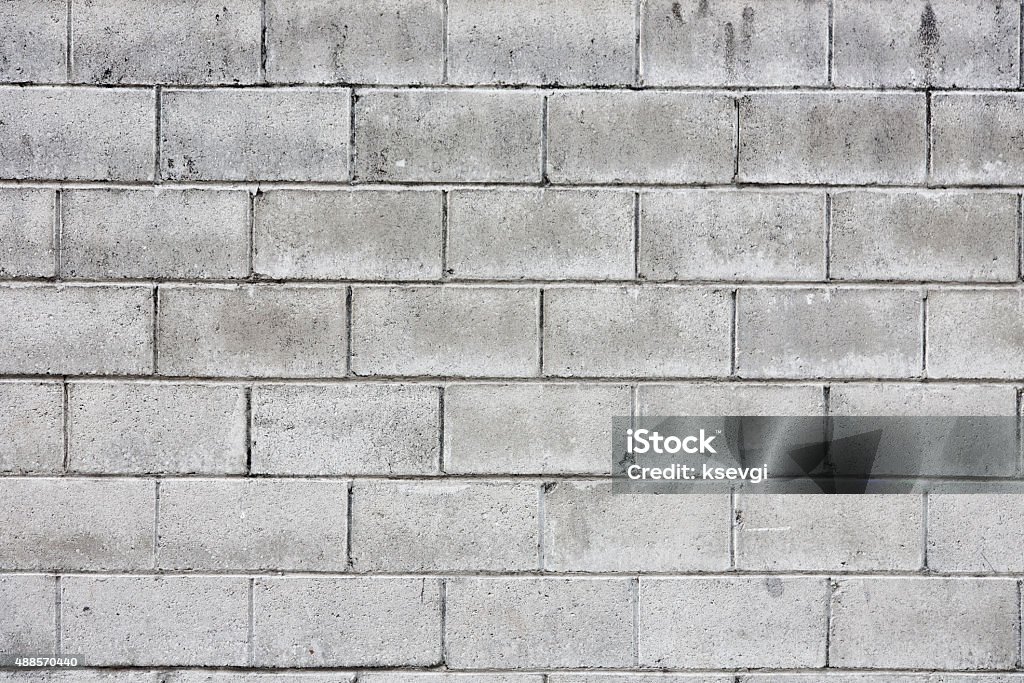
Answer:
(0, 668, 1023, 677)
(5, 473, 1024, 482)
(2, 375, 1023, 386)
(1, 81, 1023, 94)
(6, 180, 1024, 192)
(2, 569, 1020, 579)
(4, 279, 1024, 289)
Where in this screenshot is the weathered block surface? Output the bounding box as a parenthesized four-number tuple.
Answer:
(0, 189, 55, 277)
(0, 381, 63, 473)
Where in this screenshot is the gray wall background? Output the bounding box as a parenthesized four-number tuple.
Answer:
(1, 0, 1024, 680)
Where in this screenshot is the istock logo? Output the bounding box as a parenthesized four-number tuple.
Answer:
(626, 428, 717, 454)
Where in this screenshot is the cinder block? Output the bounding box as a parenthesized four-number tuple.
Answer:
(0, 285, 153, 375)
(639, 191, 824, 281)
(554, 677, 733, 683)
(0, 575, 56, 655)
(448, 0, 633, 85)
(830, 191, 1017, 282)
(62, 576, 249, 666)
(61, 189, 249, 279)
(642, 0, 828, 86)
(637, 383, 825, 416)
(252, 383, 438, 475)
(547, 91, 735, 184)
(829, 383, 1017, 416)
(932, 93, 1024, 185)
(0, 478, 154, 570)
(445, 578, 633, 668)
(929, 495, 1024, 572)
(68, 382, 245, 474)
(253, 577, 442, 667)
(444, 383, 629, 474)
(165, 671, 358, 683)
(350, 480, 538, 571)
(72, 0, 260, 84)
(254, 190, 443, 280)
(362, 676, 540, 683)
(927, 290, 1024, 378)
(354, 90, 542, 182)
(834, 0, 1019, 87)
(0, 673, 157, 683)
(164, 674, 355, 683)
(736, 288, 922, 378)
(735, 494, 923, 571)
(0, 0, 66, 83)
(0, 382, 63, 474)
(0, 87, 154, 180)
(157, 285, 347, 378)
(639, 577, 828, 668)
(543, 286, 732, 377)
(738, 93, 926, 184)
(741, 676, 935, 683)
(543, 481, 730, 571)
(158, 479, 348, 571)
(161, 88, 351, 181)
(0, 188, 55, 278)
(448, 189, 634, 280)
(351, 286, 538, 377)
(830, 577, 1019, 669)
(266, 0, 443, 84)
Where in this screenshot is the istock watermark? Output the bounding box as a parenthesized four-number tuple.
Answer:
(611, 415, 1024, 494)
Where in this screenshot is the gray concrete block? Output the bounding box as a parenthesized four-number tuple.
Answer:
(158, 479, 348, 571)
(639, 577, 828, 668)
(351, 286, 538, 377)
(0, 285, 153, 375)
(830, 577, 1019, 669)
(0, 478, 154, 570)
(157, 285, 347, 378)
(61, 189, 250, 280)
(253, 577, 442, 667)
(932, 93, 1024, 185)
(0, 673, 157, 683)
(68, 382, 246, 474)
(251, 383, 439, 475)
(547, 91, 735, 184)
(254, 190, 443, 280)
(736, 287, 922, 378)
(62, 576, 249, 666)
(738, 92, 927, 184)
(448, 189, 633, 281)
(543, 286, 732, 377)
(0, 87, 154, 180)
(0, 189, 55, 277)
(354, 89, 542, 182)
(161, 88, 351, 181)
(741, 676, 949, 683)
(164, 674, 355, 683)
(929, 495, 1024, 572)
(0, 575, 56, 656)
(72, 0, 261, 84)
(445, 578, 633, 668)
(448, 0, 633, 85)
(735, 494, 923, 571)
(830, 191, 1018, 282)
(0, 381, 63, 474)
(351, 480, 538, 571)
(637, 383, 825, 416)
(543, 482, 730, 571)
(444, 383, 629, 474)
(0, 0, 66, 83)
(834, 0, 1019, 88)
(266, 0, 443, 84)
(362, 677, 539, 683)
(553, 677, 733, 683)
(927, 289, 1024, 378)
(639, 190, 825, 281)
(829, 383, 1017, 416)
(642, 0, 828, 86)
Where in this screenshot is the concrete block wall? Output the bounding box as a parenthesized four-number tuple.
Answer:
(1, 0, 1024, 680)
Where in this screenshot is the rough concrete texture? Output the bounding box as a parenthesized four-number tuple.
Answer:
(2, 1, 1024, 679)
